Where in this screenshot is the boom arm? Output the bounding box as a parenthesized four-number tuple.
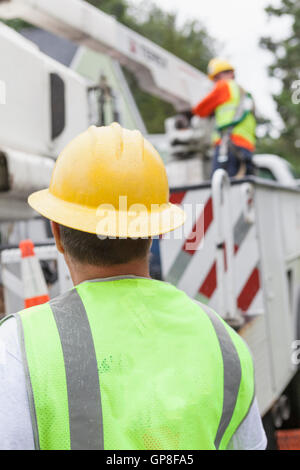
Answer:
(0, 0, 212, 110)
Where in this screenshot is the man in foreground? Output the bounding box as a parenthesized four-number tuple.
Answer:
(0, 123, 266, 450)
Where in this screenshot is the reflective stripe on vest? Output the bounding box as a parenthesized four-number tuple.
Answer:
(196, 303, 242, 449)
(50, 290, 104, 450)
(13, 290, 104, 450)
(14, 278, 255, 450)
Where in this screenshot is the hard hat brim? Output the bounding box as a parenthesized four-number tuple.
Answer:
(208, 68, 234, 80)
(28, 189, 186, 238)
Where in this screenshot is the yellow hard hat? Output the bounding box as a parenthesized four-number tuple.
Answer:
(28, 123, 186, 238)
(207, 58, 234, 80)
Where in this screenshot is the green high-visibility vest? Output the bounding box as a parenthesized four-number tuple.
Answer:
(8, 277, 255, 450)
(212, 80, 256, 147)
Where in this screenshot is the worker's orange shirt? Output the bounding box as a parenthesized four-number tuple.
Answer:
(192, 80, 230, 118)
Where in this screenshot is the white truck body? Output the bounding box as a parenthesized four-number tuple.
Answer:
(0, 21, 91, 158)
(0, 20, 97, 221)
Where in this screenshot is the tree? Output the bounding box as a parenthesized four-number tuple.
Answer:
(2, 18, 31, 30)
(259, 0, 300, 172)
(85, 0, 216, 132)
(84, 0, 130, 25)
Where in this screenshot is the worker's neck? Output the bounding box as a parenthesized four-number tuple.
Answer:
(65, 256, 151, 286)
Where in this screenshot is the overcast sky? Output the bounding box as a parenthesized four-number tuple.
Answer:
(131, 0, 293, 130)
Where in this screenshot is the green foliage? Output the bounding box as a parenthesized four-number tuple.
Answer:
(85, 0, 129, 24)
(2, 18, 31, 30)
(260, 0, 300, 172)
(85, 0, 216, 132)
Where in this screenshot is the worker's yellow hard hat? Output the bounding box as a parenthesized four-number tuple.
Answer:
(28, 123, 186, 238)
(207, 58, 235, 80)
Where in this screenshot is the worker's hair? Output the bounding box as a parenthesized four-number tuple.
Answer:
(59, 224, 151, 266)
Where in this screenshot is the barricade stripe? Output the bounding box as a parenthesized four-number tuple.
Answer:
(237, 267, 260, 312)
(166, 251, 192, 286)
(169, 191, 187, 205)
(195, 220, 259, 310)
(233, 213, 251, 251)
(166, 190, 260, 313)
(166, 196, 213, 284)
(198, 261, 217, 299)
(183, 197, 213, 255)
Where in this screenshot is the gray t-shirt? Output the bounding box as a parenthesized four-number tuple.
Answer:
(0, 317, 267, 450)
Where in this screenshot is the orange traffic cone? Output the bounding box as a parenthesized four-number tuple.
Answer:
(276, 429, 300, 450)
(19, 239, 50, 308)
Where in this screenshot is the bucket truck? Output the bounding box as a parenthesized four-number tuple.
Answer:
(0, 0, 300, 447)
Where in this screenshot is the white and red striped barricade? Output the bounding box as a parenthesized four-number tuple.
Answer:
(1, 242, 72, 315)
(19, 239, 50, 308)
(159, 171, 300, 417)
(160, 173, 262, 324)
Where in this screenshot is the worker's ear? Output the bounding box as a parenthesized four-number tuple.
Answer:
(51, 221, 65, 254)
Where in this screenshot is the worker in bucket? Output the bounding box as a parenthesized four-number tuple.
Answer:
(0, 123, 266, 450)
(192, 58, 257, 178)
